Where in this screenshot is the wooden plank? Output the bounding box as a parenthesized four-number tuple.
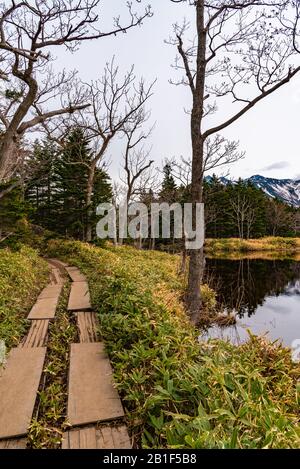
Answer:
(49, 268, 64, 286)
(48, 258, 69, 269)
(98, 426, 131, 449)
(27, 296, 59, 320)
(67, 343, 124, 427)
(0, 348, 46, 439)
(38, 285, 62, 300)
(66, 267, 86, 283)
(62, 426, 131, 449)
(76, 312, 99, 343)
(0, 438, 27, 449)
(68, 282, 91, 312)
(19, 320, 49, 348)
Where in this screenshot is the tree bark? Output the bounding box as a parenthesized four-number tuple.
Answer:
(186, 1, 206, 316)
(85, 161, 96, 242)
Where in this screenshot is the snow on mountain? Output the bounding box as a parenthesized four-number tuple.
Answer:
(247, 175, 300, 208)
(205, 174, 300, 207)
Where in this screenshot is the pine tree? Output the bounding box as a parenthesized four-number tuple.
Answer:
(160, 164, 177, 203)
(89, 167, 113, 242)
(54, 128, 92, 240)
(0, 180, 28, 244)
(26, 139, 58, 231)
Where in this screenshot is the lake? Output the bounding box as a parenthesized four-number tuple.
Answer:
(202, 255, 300, 349)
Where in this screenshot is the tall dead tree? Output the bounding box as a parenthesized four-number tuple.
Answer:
(0, 0, 152, 184)
(170, 0, 300, 316)
(119, 111, 155, 246)
(122, 112, 154, 206)
(72, 60, 155, 242)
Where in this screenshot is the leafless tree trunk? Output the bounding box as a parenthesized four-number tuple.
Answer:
(170, 0, 300, 316)
(119, 111, 155, 245)
(230, 194, 253, 239)
(0, 1, 152, 185)
(73, 61, 155, 242)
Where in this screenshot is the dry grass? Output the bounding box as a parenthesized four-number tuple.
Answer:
(205, 237, 300, 254)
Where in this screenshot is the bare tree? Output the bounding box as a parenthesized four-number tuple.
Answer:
(229, 193, 255, 239)
(71, 60, 155, 241)
(0, 0, 152, 183)
(266, 199, 295, 236)
(119, 111, 155, 246)
(169, 0, 300, 315)
(122, 114, 155, 204)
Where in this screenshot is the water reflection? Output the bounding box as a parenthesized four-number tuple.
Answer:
(203, 257, 300, 347)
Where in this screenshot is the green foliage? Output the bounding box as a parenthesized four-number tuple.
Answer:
(47, 240, 300, 449)
(0, 180, 30, 248)
(0, 246, 49, 350)
(160, 164, 177, 203)
(54, 128, 92, 239)
(25, 130, 112, 241)
(25, 139, 59, 232)
(204, 177, 298, 239)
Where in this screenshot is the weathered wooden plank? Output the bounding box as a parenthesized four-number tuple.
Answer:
(48, 258, 69, 269)
(27, 296, 59, 320)
(62, 426, 131, 449)
(98, 426, 131, 449)
(68, 282, 91, 312)
(38, 285, 62, 300)
(67, 343, 124, 427)
(0, 348, 46, 439)
(76, 312, 99, 343)
(19, 320, 49, 348)
(49, 268, 64, 286)
(66, 267, 86, 283)
(0, 438, 27, 449)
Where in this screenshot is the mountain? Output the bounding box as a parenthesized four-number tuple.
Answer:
(205, 175, 300, 207)
(247, 175, 300, 207)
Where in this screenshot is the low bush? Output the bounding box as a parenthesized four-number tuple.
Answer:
(47, 240, 300, 448)
(0, 246, 49, 350)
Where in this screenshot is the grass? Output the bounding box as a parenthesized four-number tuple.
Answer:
(0, 246, 49, 353)
(205, 237, 300, 254)
(28, 280, 78, 449)
(47, 239, 300, 449)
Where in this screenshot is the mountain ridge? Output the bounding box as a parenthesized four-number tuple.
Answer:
(205, 175, 300, 208)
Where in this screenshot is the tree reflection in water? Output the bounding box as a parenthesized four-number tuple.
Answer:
(205, 258, 300, 319)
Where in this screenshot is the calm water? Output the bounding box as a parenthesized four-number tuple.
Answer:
(202, 257, 300, 347)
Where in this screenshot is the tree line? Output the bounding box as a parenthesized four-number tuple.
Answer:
(1, 1, 300, 318)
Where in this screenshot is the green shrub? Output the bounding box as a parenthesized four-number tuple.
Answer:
(0, 246, 49, 349)
(47, 240, 300, 449)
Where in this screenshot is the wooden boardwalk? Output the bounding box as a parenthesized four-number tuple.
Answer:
(67, 343, 124, 426)
(62, 426, 131, 450)
(0, 263, 63, 447)
(0, 347, 46, 440)
(0, 260, 131, 450)
(19, 320, 49, 348)
(76, 312, 99, 343)
(68, 282, 91, 312)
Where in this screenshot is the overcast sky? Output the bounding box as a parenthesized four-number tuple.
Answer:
(56, 0, 300, 182)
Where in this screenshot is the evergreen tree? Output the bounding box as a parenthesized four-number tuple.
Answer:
(89, 167, 113, 241)
(25, 128, 113, 242)
(160, 164, 177, 203)
(54, 128, 91, 240)
(26, 139, 58, 231)
(0, 180, 28, 244)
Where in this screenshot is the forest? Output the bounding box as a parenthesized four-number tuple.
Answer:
(1, 0, 300, 454)
(1, 137, 299, 248)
